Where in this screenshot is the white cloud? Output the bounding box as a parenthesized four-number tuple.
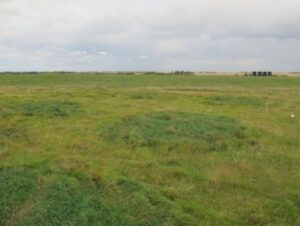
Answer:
(139, 55, 149, 59)
(97, 51, 107, 55)
(0, 0, 299, 71)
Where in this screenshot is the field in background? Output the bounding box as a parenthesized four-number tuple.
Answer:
(0, 73, 299, 226)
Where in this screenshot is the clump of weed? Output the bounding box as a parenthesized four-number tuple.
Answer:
(3, 100, 81, 118)
(112, 177, 197, 225)
(0, 167, 193, 226)
(103, 112, 260, 152)
(0, 168, 37, 225)
(205, 95, 264, 107)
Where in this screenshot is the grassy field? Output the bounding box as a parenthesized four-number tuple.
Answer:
(0, 73, 299, 226)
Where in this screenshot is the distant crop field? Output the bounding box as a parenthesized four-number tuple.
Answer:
(0, 73, 299, 226)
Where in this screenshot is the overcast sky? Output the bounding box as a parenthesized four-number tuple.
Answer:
(0, 0, 300, 72)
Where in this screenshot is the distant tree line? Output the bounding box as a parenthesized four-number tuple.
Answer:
(172, 71, 195, 75)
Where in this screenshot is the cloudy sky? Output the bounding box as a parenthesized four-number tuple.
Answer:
(0, 0, 299, 72)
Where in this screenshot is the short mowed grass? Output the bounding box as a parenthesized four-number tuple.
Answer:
(0, 73, 299, 226)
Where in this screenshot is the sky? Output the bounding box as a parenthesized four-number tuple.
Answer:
(0, 0, 300, 72)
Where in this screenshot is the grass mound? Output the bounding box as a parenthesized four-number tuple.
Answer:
(205, 95, 264, 106)
(0, 167, 193, 226)
(0, 100, 80, 118)
(104, 112, 259, 151)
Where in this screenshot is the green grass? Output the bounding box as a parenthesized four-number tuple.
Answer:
(0, 73, 299, 226)
(204, 96, 264, 107)
(0, 73, 300, 88)
(104, 112, 259, 152)
(1, 100, 80, 118)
